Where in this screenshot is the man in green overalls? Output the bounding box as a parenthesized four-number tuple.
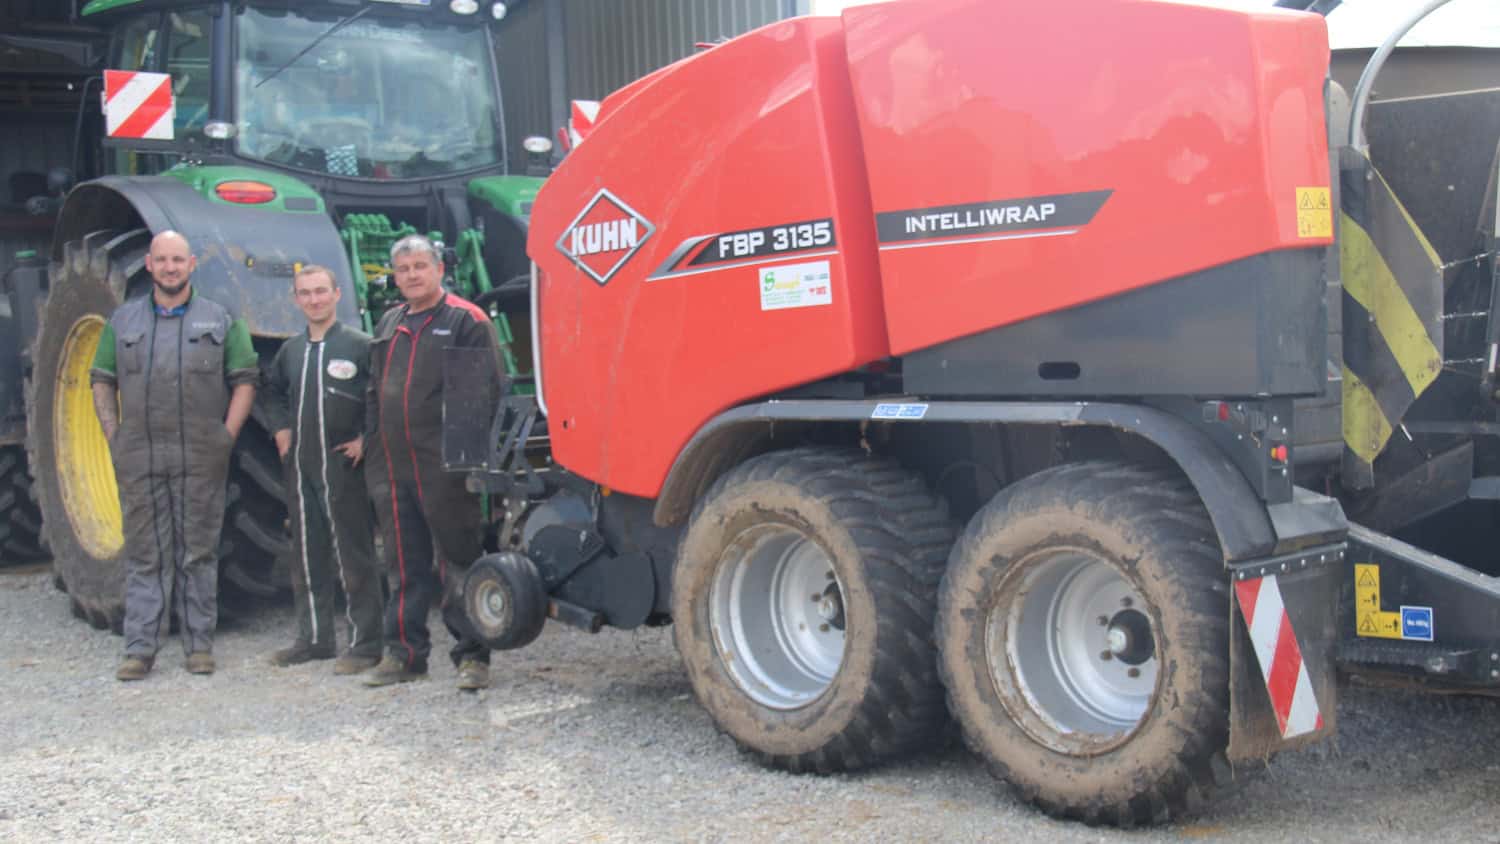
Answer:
(265, 265, 383, 673)
(91, 230, 258, 681)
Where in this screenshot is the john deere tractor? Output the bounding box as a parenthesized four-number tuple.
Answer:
(5, 0, 546, 628)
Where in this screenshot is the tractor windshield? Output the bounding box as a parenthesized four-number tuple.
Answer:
(235, 6, 500, 180)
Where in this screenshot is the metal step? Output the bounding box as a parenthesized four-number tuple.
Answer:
(1337, 637, 1500, 684)
(1340, 522, 1500, 688)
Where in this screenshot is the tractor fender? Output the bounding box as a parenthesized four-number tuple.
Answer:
(652, 399, 1346, 563)
(52, 176, 357, 338)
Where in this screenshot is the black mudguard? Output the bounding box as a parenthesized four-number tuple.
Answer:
(52, 176, 358, 338)
(653, 399, 1347, 562)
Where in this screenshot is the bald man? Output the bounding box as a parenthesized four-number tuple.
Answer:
(90, 231, 258, 681)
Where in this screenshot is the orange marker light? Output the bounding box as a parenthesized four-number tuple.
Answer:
(215, 180, 277, 204)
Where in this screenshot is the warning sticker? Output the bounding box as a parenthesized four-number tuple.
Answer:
(1401, 606, 1434, 641)
(759, 260, 832, 311)
(1296, 186, 1333, 239)
(1353, 562, 1407, 640)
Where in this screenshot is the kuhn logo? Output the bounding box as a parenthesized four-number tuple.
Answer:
(556, 189, 655, 285)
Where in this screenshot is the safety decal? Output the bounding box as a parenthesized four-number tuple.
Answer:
(1354, 563, 1434, 641)
(555, 189, 656, 286)
(326, 359, 357, 380)
(1339, 148, 1443, 489)
(759, 261, 832, 311)
(871, 403, 928, 420)
(103, 69, 175, 140)
(874, 190, 1112, 250)
(1401, 606, 1434, 641)
(1235, 574, 1324, 739)
(1295, 186, 1332, 239)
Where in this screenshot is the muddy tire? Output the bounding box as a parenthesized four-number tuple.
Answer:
(0, 445, 46, 563)
(673, 447, 955, 773)
(937, 461, 1229, 826)
(28, 229, 287, 631)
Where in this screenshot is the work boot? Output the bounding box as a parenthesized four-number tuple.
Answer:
(456, 658, 490, 691)
(363, 655, 426, 687)
(269, 642, 336, 667)
(185, 652, 216, 675)
(334, 652, 381, 676)
(116, 655, 153, 682)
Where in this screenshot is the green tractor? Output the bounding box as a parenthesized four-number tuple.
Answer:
(7, 0, 546, 628)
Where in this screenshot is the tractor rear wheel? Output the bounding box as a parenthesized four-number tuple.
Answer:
(937, 461, 1230, 826)
(673, 447, 955, 773)
(27, 229, 288, 631)
(0, 445, 46, 563)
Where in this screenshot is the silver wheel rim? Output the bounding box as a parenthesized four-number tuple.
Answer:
(471, 577, 510, 637)
(986, 549, 1157, 752)
(710, 523, 846, 710)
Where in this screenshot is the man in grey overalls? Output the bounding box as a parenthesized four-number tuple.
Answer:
(91, 230, 259, 681)
(265, 265, 383, 674)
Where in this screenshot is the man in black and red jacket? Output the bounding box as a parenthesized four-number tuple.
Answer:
(363, 234, 501, 691)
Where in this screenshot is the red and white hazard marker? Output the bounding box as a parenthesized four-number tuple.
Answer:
(567, 99, 600, 150)
(103, 70, 176, 141)
(1235, 574, 1324, 738)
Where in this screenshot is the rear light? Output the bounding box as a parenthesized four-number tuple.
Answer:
(1270, 445, 1289, 464)
(215, 180, 277, 204)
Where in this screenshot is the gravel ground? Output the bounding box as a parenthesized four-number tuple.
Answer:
(3, 565, 1500, 842)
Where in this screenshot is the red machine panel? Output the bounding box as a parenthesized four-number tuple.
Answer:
(529, 0, 1332, 498)
(843, 0, 1332, 354)
(529, 17, 887, 497)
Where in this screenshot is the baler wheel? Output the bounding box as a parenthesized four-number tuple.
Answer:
(937, 461, 1230, 826)
(464, 550, 547, 650)
(672, 447, 955, 773)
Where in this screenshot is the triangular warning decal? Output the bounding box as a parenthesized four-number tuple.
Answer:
(1359, 615, 1377, 634)
(1357, 569, 1377, 588)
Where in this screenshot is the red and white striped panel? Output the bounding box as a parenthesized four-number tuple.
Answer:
(1235, 574, 1323, 738)
(103, 70, 175, 140)
(567, 99, 600, 150)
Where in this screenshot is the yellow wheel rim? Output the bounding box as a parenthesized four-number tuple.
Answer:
(54, 315, 123, 558)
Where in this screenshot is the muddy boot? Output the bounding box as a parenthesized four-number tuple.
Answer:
(334, 652, 381, 675)
(186, 652, 215, 675)
(116, 656, 153, 682)
(270, 642, 336, 667)
(456, 658, 490, 691)
(363, 655, 426, 687)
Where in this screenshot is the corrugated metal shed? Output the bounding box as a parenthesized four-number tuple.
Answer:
(497, 0, 806, 171)
(561, 0, 791, 100)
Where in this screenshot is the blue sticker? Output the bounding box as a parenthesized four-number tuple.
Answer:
(1400, 606, 1434, 641)
(872, 403, 929, 420)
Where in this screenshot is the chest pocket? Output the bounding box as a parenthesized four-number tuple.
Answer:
(119, 330, 147, 374)
(186, 322, 227, 374)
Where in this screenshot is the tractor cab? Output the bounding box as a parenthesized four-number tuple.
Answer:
(90, 0, 514, 183)
(81, 0, 544, 338)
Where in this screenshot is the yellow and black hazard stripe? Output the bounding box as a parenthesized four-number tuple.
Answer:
(1338, 146, 1444, 488)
